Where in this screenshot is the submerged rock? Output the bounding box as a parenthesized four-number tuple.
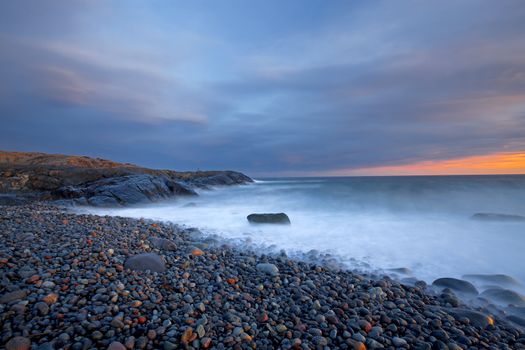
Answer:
(471, 213, 525, 222)
(387, 267, 412, 275)
(462, 273, 522, 287)
(124, 253, 166, 273)
(481, 288, 525, 306)
(247, 213, 291, 225)
(433, 278, 478, 295)
(447, 308, 494, 328)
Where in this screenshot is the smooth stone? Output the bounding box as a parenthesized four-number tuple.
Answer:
(247, 213, 291, 225)
(507, 315, 525, 327)
(5, 336, 31, 350)
(34, 301, 49, 315)
(41, 281, 55, 288)
(124, 253, 166, 273)
(447, 308, 493, 328)
(0, 290, 27, 304)
(149, 237, 177, 251)
(433, 278, 478, 295)
(462, 274, 522, 287)
(256, 263, 279, 276)
(124, 337, 135, 349)
(393, 337, 408, 347)
(107, 342, 127, 350)
(481, 288, 525, 306)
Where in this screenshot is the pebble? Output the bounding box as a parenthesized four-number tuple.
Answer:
(256, 263, 279, 276)
(393, 337, 408, 347)
(5, 336, 31, 350)
(34, 301, 49, 315)
(107, 342, 126, 350)
(0, 290, 27, 303)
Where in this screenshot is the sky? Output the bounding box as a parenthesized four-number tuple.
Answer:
(1, 0, 525, 176)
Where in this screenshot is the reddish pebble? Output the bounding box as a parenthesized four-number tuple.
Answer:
(201, 337, 212, 349)
(26, 275, 40, 284)
(191, 248, 204, 256)
(257, 312, 269, 322)
(43, 293, 59, 305)
(137, 316, 147, 324)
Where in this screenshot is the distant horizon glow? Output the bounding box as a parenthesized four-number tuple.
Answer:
(317, 152, 525, 177)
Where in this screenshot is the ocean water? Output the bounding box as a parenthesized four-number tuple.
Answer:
(88, 175, 525, 290)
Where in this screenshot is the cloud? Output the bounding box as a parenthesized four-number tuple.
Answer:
(1, 1, 525, 175)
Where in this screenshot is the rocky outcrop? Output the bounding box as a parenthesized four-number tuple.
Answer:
(247, 213, 291, 224)
(0, 151, 252, 206)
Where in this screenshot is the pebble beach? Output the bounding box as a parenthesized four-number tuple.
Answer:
(1, 204, 524, 350)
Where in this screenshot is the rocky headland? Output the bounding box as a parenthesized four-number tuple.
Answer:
(0, 151, 252, 207)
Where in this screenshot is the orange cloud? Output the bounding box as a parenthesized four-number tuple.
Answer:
(328, 152, 525, 176)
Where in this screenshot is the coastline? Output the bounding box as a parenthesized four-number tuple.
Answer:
(1, 203, 524, 349)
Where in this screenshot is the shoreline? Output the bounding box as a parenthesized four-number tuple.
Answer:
(1, 203, 524, 349)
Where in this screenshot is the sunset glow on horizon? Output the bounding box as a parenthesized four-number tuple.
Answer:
(331, 152, 525, 176)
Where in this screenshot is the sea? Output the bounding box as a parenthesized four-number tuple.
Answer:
(88, 175, 525, 291)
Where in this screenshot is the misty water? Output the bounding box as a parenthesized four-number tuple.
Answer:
(88, 175, 525, 291)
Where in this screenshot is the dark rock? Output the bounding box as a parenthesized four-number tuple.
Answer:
(124, 253, 167, 273)
(107, 342, 127, 350)
(471, 213, 525, 222)
(5, 336, 31, 350)
(481, 288, 525, 306)
(149, 237, 177, 251)
(446, 308, 493, 328)
(507, 315, 525, 327)
(247, 213, 291, 224)
(0, 289, 27, 303)
(432, 278, 478, 295)
(256, 263, 279, 276)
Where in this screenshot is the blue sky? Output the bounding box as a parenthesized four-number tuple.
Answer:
(1, 1, 524, 176)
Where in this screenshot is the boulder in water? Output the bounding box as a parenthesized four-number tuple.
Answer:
(388, 267, 412, 275)
(507, 315, 525, 328)
(124, 253, 166, 273)
(481, 288, 525, 306)
(247, 213, 290, 225)
(471, 213, 525, 222)
(432, 278, 478, 295)
(462, 274, 522, 287)
(447, 308, 494, 328)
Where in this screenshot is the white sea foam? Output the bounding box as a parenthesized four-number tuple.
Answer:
(86, 175, 525, 291)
